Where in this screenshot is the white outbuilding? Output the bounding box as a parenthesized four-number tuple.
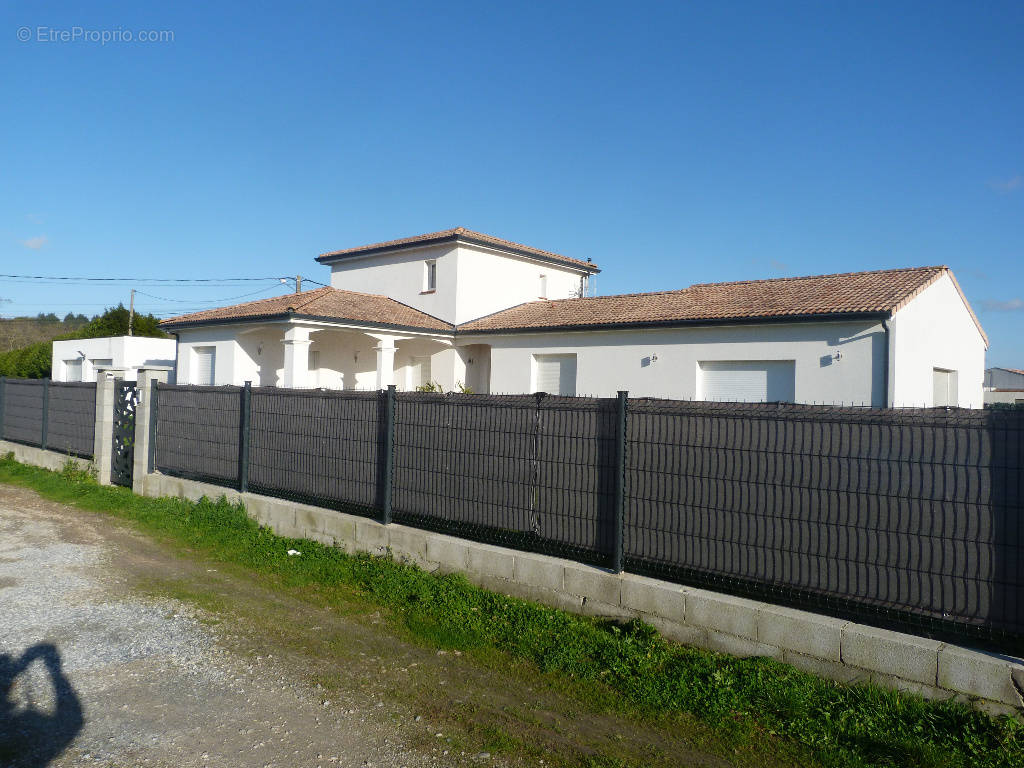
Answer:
(161, 228, 988, 408)
(51, 336, 177, 383)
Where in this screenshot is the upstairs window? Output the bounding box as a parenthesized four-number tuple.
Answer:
(423, 260, 437, 293)
(539, 274, 547, 298)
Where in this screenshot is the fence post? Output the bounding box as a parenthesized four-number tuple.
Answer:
(380, 384, 396, 525)
(147, 377, 160, 474)
(40, 379, 50, 450)
(612, 390, 628, 574)
(238, 381, 252, 493)
(0, 377, 5, 441)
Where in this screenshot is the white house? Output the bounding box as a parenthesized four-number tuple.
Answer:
(161, 227, 988, 408)
(51, 336, 177, 383)
(983, 367, 1024, 406)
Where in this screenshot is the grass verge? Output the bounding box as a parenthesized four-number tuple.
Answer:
(1, 453, 1022, 768)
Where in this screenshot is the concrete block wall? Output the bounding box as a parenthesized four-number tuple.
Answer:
(0, 440, 93, 474)
(135, 472, 1024, 716)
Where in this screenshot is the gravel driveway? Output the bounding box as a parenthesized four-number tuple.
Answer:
(0, 485, 470, 768)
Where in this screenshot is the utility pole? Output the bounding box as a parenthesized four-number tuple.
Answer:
(128, 288, 135, 336)
(295, 275, 302, 294)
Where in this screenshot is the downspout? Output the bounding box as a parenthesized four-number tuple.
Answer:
(881, 316, 891, 408)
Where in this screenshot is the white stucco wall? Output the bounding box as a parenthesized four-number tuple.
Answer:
(888, 274, 986, 408)
(328, 243, 458, 324)
(328, 242, 589, 325)
(453, 243, 587, 324)
(52, 337, 176, 382)
(464, 320, 887, 403)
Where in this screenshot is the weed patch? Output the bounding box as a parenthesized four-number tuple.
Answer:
(2, 453, 1021, 768)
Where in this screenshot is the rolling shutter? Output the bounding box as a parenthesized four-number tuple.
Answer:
(699, 360, 795, 402)
(63, 359, 82, 382)
(194, 346, 215, 386)
(534, 354, 577, 396)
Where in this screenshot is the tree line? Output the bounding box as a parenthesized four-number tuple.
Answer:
(0, 305, 167, 378)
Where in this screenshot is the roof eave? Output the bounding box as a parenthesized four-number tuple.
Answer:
(316, 232, 600, 274)
(456, 311, 890, 335)
(160, 311, 453, 335)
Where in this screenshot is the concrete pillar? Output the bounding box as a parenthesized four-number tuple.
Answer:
(132, 368, 171, 495)
(92, 374, 116, 485)
(374, 337, 397, 389)
(282, 326, 312, 388)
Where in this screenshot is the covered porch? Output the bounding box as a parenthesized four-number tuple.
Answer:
(234, 320, 456, 391)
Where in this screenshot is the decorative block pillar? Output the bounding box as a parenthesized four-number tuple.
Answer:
(133, 368, 171, 495)
(92, 373, 116, 485)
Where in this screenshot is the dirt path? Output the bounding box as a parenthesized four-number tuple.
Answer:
(0, 484, 805, 768)
(0, 485, 480, 768)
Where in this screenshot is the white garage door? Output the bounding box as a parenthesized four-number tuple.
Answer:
(534, 354, 577, 396)
(699, 360, 795, 402)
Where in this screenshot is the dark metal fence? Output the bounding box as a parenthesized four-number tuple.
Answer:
(0, 378, 96, 458)
(150, 382, 1024, 651)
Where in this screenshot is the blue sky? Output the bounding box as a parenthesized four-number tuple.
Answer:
(1, 2, 1021, 364)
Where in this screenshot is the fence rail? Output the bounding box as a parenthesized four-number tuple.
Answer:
(0, 378, 96, 459)
(150, 382, 1024, 651)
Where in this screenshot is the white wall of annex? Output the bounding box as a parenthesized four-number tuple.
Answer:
(453, 243, 587, 324)
(174, 328, 245, 387)
(469, 320, 886, 403)
(328, 243, 456, 323)
(889, 273, 986, 408)
(51, 336, 176, 382)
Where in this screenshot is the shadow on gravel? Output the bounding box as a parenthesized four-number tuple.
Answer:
(0, 643, 83, 767)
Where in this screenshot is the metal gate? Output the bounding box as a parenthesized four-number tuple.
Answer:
(111, 380, 139, 487)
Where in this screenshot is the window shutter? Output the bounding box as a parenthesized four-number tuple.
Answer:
(534, 354, 577, 396)
(194, 347, 215, 386)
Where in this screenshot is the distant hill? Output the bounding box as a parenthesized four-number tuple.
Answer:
(0, 306, 167, 378)
(0, 313, 91, 354)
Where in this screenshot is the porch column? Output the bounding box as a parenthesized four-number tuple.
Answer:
(282, 326, 312, 388)
(374, 336, 398, 389)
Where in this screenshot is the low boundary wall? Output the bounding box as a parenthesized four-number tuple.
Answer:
(138, 471, 1024, 716)
(0, 439, 92, 473)
(3, 438, 1021, 716)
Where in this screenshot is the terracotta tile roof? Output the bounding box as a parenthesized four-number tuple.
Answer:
(460, 266, 987, 343)
(159, 286, 453, 332)
(316, 227, 599, 272)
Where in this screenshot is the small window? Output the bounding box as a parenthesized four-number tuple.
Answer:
(933, 368, 958, 407)
(533, 354, 577, 396)
(539, 274, 548, 298)
(194, 346, 216, 386)
(423, 260, 437, 292)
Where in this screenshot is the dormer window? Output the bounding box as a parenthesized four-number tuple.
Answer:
(539, 274, 547, 299)
(423, 260, 437, 293)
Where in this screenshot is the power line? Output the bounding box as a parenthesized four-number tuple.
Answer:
(134, 284, 288, 304)
(0, 273, 289, 283)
